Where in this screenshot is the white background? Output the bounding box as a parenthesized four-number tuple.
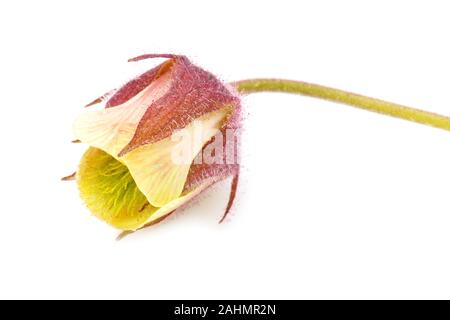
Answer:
(1, 0, 450, 299)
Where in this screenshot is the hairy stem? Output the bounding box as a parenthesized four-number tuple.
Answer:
(234, 78, 450, 131)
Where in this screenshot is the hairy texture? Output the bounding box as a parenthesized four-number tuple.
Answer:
(74, 54, 243, 231)
(106, 58, 174, 108)
(184, 92, 242, 198)
(118, 55, 240, 156)
(220, 171, 239, 223)
(84, 56, 174, 109)
(120, 107, 233, 207)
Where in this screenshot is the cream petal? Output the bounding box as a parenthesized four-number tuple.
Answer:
(75, 69, 232, 208)
(134, 178, 216, 230)
(122, 107, 232, 207)
(77, 147, 217, 231)
(73, 71, 173, 157)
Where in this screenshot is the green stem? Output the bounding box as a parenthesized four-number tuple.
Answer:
(234, 78, 450, 131)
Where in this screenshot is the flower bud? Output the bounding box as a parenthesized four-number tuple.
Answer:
(73, 54, 241, 231)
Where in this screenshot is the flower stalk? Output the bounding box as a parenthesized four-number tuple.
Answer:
(234, 79, 450, 131)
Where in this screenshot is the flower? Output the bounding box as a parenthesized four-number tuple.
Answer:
(71, 54, 241, 232)
(69, 53, 449, 237)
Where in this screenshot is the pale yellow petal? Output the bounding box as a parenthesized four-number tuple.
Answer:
(135, 178, 216, 231)
(77, 147, 216, 231)
(122, 107, 232, 207)
(73, 71, 172, 157)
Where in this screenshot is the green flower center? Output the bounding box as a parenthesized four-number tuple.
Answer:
(77, 147, 154, 229)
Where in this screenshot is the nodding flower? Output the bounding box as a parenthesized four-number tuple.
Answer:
(65, 53, 450, 237)
(70, 54, 241, 233)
